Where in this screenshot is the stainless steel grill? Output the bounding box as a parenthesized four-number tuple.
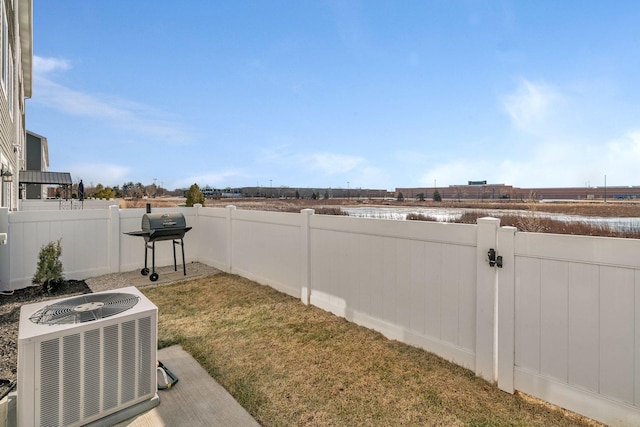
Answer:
(125, 212, 192, 281)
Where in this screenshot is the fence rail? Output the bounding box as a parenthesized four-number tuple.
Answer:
(1, 205, 637, 426)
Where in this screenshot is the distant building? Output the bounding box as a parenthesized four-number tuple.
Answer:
(396, 183, 640, 201)
(24, 131, 48, 199)
(19, 130, 72, 201)
(236, 186, 389, 199)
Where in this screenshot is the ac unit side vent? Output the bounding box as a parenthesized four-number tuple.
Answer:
(103, 324, 120, 412)
(35, 315, 155, 426)
(139, 316, 153, 396)
(63, 333, 81, 425)
(121, 320, 136, 403)
(83, 328, 101, 419)
(39, 339, 60, 427)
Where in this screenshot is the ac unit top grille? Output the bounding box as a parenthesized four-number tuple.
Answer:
(29, 293, 140, 325)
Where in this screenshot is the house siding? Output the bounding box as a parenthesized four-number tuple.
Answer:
(0, 0, 31, 210)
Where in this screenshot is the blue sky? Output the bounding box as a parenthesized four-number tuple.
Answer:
(30, 1, 640, 191)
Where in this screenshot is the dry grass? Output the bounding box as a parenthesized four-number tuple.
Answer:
(119, 196, 640, 218)
(203, 197, 640, 219)
(119, 198, 184, 209)
(143, 274, 601, 427)
(454, 210, 640, 238)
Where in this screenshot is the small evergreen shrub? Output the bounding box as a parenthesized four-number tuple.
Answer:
(186, 183, 205, 207)
(33, 239, 64, 293)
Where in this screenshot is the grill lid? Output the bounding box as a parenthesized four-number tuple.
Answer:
(142, 212, 187, 231)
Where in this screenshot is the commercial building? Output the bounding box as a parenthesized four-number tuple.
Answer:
(396, 182, 640, 201)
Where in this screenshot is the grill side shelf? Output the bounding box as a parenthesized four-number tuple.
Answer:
(124, 230, 150, 237)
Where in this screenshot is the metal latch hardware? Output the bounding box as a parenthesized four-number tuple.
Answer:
(487, 248, 503, 268)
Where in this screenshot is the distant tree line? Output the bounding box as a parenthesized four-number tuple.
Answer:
(62, 181, 392, 201)
(64, 181, 178, 200)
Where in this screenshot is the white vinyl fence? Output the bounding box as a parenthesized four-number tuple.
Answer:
(1, 205, 638, 426)
(497, 231, 640, 425)
(308, 213, 481, 372)
(19, 199, 117, 211)
(0, 205, 199, 290)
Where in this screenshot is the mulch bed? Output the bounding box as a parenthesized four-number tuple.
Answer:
(0, 280, 92, 397)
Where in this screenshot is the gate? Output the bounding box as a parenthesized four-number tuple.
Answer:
(496, 229, 640, 425)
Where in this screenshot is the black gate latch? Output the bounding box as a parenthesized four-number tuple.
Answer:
(487, 248, 503, 268)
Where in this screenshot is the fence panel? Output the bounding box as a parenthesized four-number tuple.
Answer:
(230, 209, 303, 298)
(309, 215, 479, 370)
(195, 207, 230, 271)
(7, 209, 112, 289)
(511, 232, 640, 426)
(1, 206, 202, 291)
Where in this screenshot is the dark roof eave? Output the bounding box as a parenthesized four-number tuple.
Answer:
(18, 170, 72, 185)
(19, 0, 33, 98)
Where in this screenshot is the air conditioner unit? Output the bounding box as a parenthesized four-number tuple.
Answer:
(17, 286, 158, 427)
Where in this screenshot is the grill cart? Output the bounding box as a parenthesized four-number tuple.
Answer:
(125, 212, 192, 281)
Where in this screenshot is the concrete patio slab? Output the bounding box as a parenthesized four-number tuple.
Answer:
(85, 262, 221, 293)
(114, 345, 260, 427)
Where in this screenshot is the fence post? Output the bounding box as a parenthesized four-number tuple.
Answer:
(194, 204, 202, 264)
(300, 209, 315, 305)
(225, 205, 236, 274)
(476, 217, 500, 382)
(0, 207, 9, 290)
(497, 226, 517, 393)
(108, 205, 121, 273)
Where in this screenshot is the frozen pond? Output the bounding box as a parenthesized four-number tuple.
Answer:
(342, 207, 640, 231)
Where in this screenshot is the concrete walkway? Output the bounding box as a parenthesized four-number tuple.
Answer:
(115, 345, 260, 427)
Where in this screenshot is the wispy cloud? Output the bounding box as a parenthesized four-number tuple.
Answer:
(502, 79, 560, 131)
(33, 56, 71, 73)
(419, 126, 640, 188)
(259, 145, 366, 175)
(173, 169, 248, 190)
(419, 160, 491, 188)
(32, 55, 193, 144)
(307, 152, 365, 175)
(256, 144, 384, 186)
(353, 166, 391, 190)
(604, 131, 640, 177)
(67, 162, 131, 185)
(607, 130, 640, 159)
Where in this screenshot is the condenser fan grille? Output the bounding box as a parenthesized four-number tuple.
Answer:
(29, 293, 140, 325)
